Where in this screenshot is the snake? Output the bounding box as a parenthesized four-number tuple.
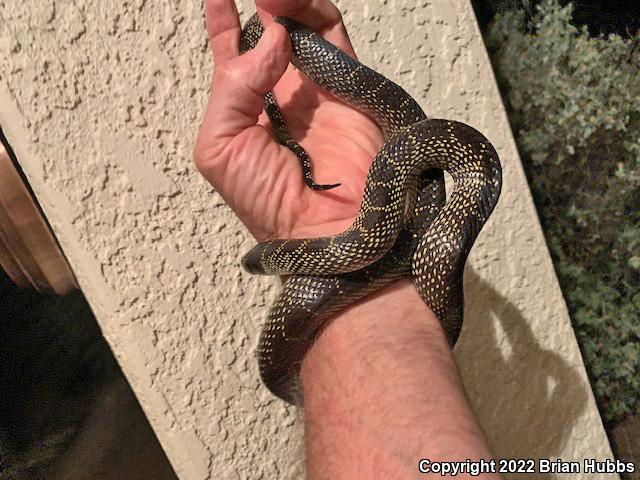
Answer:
(239, 14, 502, 405)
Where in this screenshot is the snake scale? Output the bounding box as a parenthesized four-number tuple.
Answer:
(239, 14, 502, 405)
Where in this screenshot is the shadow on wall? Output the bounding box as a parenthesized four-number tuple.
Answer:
(459, 268, 590, 477)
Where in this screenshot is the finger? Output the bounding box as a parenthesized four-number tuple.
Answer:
(210, 23, 290, 139)
(206, 0, 241, 63)
(195, 22, 291, 159)
(256, 0, 357, 58)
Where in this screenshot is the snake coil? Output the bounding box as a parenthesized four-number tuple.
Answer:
(239, 15, 502, 405)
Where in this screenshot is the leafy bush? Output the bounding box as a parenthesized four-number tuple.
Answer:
(485, 0, 640, 423)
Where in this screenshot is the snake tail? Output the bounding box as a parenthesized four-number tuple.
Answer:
(239, 14, 340, 191)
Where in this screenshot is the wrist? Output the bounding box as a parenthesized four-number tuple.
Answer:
(301, 279, 454, 401)
(300, 279, 497, 479)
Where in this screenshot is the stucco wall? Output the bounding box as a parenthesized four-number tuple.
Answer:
(0, 0, 617, 478)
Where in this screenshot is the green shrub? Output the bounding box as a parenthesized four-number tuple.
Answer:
(485, 0, 640, 423)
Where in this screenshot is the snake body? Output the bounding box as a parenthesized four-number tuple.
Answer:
(240, 15, 502, 404)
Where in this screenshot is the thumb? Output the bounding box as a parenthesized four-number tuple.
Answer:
(202, 22, 291, 143)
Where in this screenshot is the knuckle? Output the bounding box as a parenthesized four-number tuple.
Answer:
(192, 128, 230, 187)
(192, 148, 214, 176)
(192, 141, 205, 169)
(192, 136, 220, 174)
(214, 59, 245, 83)
(327, 4, 344, 24)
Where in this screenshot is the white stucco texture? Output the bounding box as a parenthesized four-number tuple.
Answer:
(0, 0, 617, 478)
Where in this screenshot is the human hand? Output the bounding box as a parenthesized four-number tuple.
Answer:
(194, 0, 384, 243)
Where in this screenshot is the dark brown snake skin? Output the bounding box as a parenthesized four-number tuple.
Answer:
(239, 15, 502, 404)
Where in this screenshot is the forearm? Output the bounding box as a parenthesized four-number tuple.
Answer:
(301, 279, 500, 479)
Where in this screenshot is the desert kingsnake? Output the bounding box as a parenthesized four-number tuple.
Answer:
(239, 15, 502, 405)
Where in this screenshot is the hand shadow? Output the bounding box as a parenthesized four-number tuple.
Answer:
(456, 267, 591, 478)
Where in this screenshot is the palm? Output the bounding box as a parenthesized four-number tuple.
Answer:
(196, 0, 381, 242)
(217, 67, 383, 242)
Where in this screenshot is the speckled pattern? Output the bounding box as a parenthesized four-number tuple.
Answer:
(0, 0, 617, 478)
(255, 117, 501, 404)
(239, 17, 501, 405)
(240, 15, 340, 191)
(259, 168, 445, 404)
